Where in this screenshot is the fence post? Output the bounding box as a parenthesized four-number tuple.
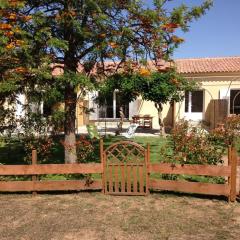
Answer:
(146, 143, 150, 194)
(229, 146, 237, 202)
(228, 145, 232, 188)
(32, 149, 37, 195)
(100, 139, 104, 193)
(237, 163, 240, 197)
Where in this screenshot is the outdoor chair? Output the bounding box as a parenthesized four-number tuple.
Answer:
(86, 124, 100, 140)
(121, 123, 139, 139)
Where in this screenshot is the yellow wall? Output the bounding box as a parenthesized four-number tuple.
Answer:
(53, 101, 89, 127)
(139, 73, 240, 129)
(77, 72, 240, 129)
(137, 98, 172, 129)
(76, 100, 89, 126)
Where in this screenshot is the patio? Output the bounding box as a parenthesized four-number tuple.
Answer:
(77, 125, 161, 137)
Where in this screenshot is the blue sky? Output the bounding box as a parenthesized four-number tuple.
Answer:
(146, 0, 240, 59)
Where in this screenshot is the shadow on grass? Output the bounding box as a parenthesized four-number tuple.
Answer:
(0, 138, 25, 165)
(150, 190, 229, 202)
(0, 189, 102, 195)
(0, 189, 234, 203)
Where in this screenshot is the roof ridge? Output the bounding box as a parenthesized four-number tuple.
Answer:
(175, 56, 240, 61)
(174, 56, 240, 74)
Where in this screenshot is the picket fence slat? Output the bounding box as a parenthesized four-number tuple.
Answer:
(149, 163, 231, 177)
(108, 165, 113, 193)
(149, 179, 230, 196)
(121, 164, 125, 193)
(0, 163, 102, 175)
(32, 150, 37, 195)
(0, 180, 102, 192)
(139, 166, 144, 193)
(114, 165, 119, 193)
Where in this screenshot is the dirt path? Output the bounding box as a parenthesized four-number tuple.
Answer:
(0, 193, 239, 240)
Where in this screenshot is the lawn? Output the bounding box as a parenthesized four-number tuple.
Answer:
(1, 134, 238, 165)
(0, 135, 168, 181)
(0, 193, 239, 240)
(0, 135, 234, 184)
(0, 135, 168, 165)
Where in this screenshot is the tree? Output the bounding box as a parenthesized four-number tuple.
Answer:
(0, 0, 213, 162)
(137, 69, 198, 135)
(99, 69, 198, 135)
(0, 0, 31, 133)
(97, 73, 140, 134)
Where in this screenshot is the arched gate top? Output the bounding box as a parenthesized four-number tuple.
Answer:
(103, 140, 146, 165)
(104, 140, 145, 154)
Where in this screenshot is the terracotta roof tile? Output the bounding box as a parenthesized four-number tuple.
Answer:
(52, 57, 240, 76)
(175, 56, 240, 74)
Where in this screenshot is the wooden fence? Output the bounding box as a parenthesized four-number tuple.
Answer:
(0, 143, 238, 202)
(149, 145, 237, 202)
(0, 150, 102, 192)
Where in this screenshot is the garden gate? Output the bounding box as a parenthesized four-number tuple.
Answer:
(101, 140, 149, 195)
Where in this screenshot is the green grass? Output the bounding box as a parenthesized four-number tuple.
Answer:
(0, 135, 232, 184)
(2, 134, 239, 165)
(0, 135, 167, 181)
(0, 138, 25, 165)
(0, 135, 168, 165)
(0, 135, 166, 183)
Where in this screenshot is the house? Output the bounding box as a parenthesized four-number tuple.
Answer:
(83, 56, 240, 130)
(13, 56, 240, 131)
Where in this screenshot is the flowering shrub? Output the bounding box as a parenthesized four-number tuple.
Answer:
(209, 114, 240, 146)
(160, 120, 225, 165)
(22, 136, 53, 163)
(61, 135, 96, 163)
(76, 136, 95, 162)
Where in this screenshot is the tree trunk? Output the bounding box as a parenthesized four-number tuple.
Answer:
(64, 84, 77, 163)
(116, 106, 124, 135)
(63, 1, 78, 163)
(155, 102, 165, 136)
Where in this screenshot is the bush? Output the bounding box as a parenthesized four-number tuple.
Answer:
(160, 120, 225, 165)
(209, 114, 240, 146)
(50, 110, 65, 134)
(76, 136, 96, 163)
(60, 135, 97, 163)
(17, 112, 54, 163)
(21, 135, 53, 163)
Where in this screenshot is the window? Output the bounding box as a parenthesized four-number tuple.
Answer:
(43, 102, 52, 117)
(185, 91, 203, 113)
(99, 94, 113, 118)
(184, 91, 189, 112)
(116, 93, 129, 118)
(230, 89, 240, 114)
(98, 91, 129, 118)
